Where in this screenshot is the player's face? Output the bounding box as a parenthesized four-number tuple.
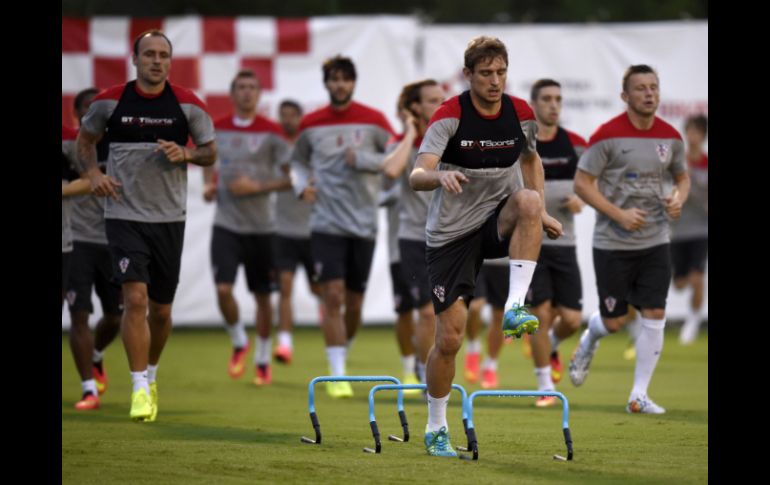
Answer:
(623, 72, 660, 117)
(133, 35, 172, 86)
(466, 56, 507, 105)
(325, 70, 355, 106)
(279, 106, 302, 136)
(414, 84, 446, 123)
(685, 126, 705, 147)
(533, 86, 562, 127)
(231, 77, 260, 113)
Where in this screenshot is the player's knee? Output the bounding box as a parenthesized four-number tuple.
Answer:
(216, 284, 233, 301)
(435, 331, 463, 356)
(70, 313, 89, 328)
(150, 306, 172, 323)
(418, 304, 436, 325)
(323, 288, 344, 309)
(513, 189, 542, 220)
(123, 289, 148, 310)
(603, 317, 624, 333)
(562, 314, 582, 331)
(468, 298, 485, 313)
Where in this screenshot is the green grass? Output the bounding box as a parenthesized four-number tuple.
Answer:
(62, 326, 707, 484)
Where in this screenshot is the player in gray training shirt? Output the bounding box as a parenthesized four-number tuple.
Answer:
(290, 56, 394, 398)
(65, 89, 122, 411)
(671, 114, 708, 344)
(78, 30, 217, 422)
(524, 79, 588, 407)
(272, 100, 322, 365)
(570, 64, 690, 415)
(410, 37, 562, 457)
(381, 80, 446, 390)
(203, 70, 291, 387)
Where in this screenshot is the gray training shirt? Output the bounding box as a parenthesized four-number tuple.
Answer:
(290, 101, 394, 240)
(418, 94, 538, 248)
(80, 81, 216, 223)
(212, 115, 290, 234)
(578, 112, 686, 250)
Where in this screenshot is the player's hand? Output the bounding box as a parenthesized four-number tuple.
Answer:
(617, 207, 648, 231)
(542, 213, 563, 240)
(228, 175, 260, 196)
(402, 109, 418, 137)
(301, 185, 317, 203)
(345, 147, 356, 167)
(203, 182, 217, 202)
(88, 170, 121, 200)
(439, 171, 469, 194)
(157, 139, 187, 163)
(561, 195, 584, 214)
(664, 187, 682, 219)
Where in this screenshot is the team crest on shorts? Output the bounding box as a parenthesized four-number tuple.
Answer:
(656, 143, 670, 163)
(604, 296, 617, 312)
(433, 285, 446, 303)
(66, 290, 77, 306)
(119, 257, 130, 274)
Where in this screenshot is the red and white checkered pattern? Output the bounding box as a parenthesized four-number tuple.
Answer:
(62, 16, 310, 126)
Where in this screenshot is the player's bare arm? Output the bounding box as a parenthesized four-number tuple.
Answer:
(77, 129, 122, 199)
(574, 169, 647, 231)
(664, 171, 691, 219)
(158, 139, 218, 166)
(409, 152, 468, 193)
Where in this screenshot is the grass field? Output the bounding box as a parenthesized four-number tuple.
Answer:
(62, 325, 707, 484)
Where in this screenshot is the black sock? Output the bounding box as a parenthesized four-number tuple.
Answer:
(93, 360, 103, 373)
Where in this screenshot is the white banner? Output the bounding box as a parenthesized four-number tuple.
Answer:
(62, 18, 707, 328)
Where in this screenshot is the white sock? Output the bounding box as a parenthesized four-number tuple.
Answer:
(548, 327, 561, 352)
(346, 337, 356, 352)
(92, 348, 104, 363)
(535, 366, 554, 391)
(81, 379, 98, 396)
(580, 310, 609, 352)
(416, 361, 426, 383)
(631, 316, 665, 398)
(482, 358, 498, 371)
(277, 330, 293, 349)
(504, 260, 537, 310)
(131, 370, 149, 394)
(326, 346, 347, 376)
(402, 354, 416, 376)
(255, 336, 272, 365)
(466, 339, 481, 354)
(427, 393, 450, 432)
(147, 364, 158, 384)
(226, 321, 248, 349)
